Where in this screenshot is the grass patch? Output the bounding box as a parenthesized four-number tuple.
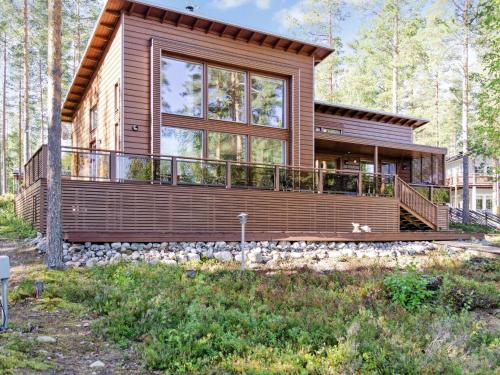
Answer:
(11, 257, 500, 374)
(0, 194, 36, 239)
(450, 222, 500, 234)
(0, 331, 54, 373)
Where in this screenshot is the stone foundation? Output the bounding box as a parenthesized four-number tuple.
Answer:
(30, 234, 452, 268)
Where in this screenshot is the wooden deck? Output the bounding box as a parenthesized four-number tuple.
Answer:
(14, 177, 475, 243)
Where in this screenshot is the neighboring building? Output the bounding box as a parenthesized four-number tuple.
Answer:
(17, 0, 471, 242)
(446, 155, 499, 215)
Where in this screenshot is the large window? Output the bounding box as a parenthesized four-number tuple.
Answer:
(208, 67, 247, 123)
(161, 57, 203, 117)
(251, 137, 285, 164)
(208, 132, 247, 161)
(251, 75, 285, 128)
(160, 126, 203, 157)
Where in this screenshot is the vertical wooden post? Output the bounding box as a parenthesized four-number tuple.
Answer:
(171, 156, 177, 186)
(226, 161, 232, 189)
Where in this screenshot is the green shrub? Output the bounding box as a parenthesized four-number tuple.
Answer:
(383, 264, 435, 311)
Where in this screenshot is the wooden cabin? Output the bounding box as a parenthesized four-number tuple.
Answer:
(16, 0, 465, 242)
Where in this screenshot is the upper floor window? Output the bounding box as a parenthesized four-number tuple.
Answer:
(161, 57, 203, 117)
(161, 55, 287, 128)
(208, 67, 247, 123)
(251, 75, 285, 128)
(90, 105, 98, 132)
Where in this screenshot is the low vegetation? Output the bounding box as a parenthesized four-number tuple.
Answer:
(0, 331, 54, 373)
(11, 256, 500, 374)
(450, 222, 500, 235)
(0, 195, 36, 239)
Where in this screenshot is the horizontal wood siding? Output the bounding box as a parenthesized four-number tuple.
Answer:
(123, 14, 315, 166)
(72, 20, 122, 150)
(15, 179, 45, 233)
(315, 112, 413, 144)
(57, 181, 399, 238)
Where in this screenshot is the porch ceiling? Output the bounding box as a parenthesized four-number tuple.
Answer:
(315, 133, 447, 159)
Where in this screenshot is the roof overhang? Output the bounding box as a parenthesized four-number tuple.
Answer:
(315, 101, 430, 129)
(62, 0, 334, 122)
(315, 132, 447, 158)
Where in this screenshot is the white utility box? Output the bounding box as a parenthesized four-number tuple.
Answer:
(0, 256, 9, 279)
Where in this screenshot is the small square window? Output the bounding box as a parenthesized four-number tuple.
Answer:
(90, 106, 98, 132)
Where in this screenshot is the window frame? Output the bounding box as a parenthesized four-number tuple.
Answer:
(207, 130, 248, 162)
(160, 55, 205, 118)
(89, 105, 98, 133)
(249, 136, 287, 165)
(160, 54, 289, 129)
(160, 125, 204, 158)
(249, 72, 287, 129)
(206, 65, 248, 124)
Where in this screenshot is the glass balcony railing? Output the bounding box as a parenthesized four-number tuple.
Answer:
(53, 146, 406, 198)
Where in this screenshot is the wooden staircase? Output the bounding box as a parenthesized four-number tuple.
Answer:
(395, 177, 438, 231)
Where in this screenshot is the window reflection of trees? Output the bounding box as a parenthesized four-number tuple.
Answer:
(251, 76, 285, 128)
(208, 67, 246, 123)
(161, 58, 203, 117)
(161, 126, 204, 184)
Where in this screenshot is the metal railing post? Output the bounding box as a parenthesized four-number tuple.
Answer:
(109, 151, 116, 182)
(358, 171, 362, 196)
(274, 165, 280, 192)
(318, 169, 323, 194)
(226, 161, 232, 189)
(171, 157, 177, 186)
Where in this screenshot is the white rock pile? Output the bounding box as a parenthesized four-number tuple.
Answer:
(29, 233, 445, 268)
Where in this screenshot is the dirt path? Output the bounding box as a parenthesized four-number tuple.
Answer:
(0, 240, 154, 375)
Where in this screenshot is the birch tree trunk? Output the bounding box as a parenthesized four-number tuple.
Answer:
(1, 35, 7, 194)
(23, 0, 30, 165)
(461, 0, 470, 224)
(46, 0, 63, 269)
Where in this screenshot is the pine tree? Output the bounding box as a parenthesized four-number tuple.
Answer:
(46, 0, 63, 269)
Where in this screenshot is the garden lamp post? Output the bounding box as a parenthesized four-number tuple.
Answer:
(238, 213, 248, 271)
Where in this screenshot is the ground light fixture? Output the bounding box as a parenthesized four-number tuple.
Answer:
(238, 213, 248, 271)
(0, 256, 10, 331)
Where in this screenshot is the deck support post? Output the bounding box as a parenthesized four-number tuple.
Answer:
(171, 157, 177, 186)
(274, 165, 280, 192)
(226, 161, 232, 189)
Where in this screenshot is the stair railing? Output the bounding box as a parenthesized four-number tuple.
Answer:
(395, 176, 438, 229)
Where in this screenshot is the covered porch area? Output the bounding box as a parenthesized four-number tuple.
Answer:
(314, 133, 449, 201)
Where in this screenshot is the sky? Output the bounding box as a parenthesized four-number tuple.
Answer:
(143, 0, 363, 47)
